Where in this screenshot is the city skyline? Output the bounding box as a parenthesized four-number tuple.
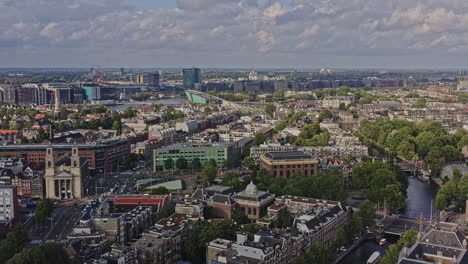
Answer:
(2, 0, 468, 68)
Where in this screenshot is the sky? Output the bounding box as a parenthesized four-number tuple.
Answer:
(2, 0, 468, 69)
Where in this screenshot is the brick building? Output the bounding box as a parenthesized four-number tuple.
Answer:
(259, 151, 319, 178)
(0, 139, 131, 174)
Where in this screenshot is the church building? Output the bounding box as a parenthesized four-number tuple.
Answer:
(44, 146, 89, 199)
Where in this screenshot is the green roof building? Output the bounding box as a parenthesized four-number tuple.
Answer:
(153, 142, 241, 172)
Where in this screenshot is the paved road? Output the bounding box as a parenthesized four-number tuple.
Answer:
(24, 166, 143, 247)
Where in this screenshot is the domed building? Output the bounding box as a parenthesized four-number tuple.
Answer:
(233, 181, 275, 222)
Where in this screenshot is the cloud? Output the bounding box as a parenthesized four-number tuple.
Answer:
(1, 0, 468, 67)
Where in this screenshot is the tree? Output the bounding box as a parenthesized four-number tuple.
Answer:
(243, 156, 257, 170)
(0, 226, 30, 263)
(7, 243, 70, 264)
(424, 148, 446, 177)
(401, 229, 418, 247)
(413, 97, 427, 108)
(164, 158, 174, 171)
(182, 220, 236, 264)
(355, 200, 376, 228)
(176, 157, 188, 170)
(319, 109, 332, 120)
(192, 158, 202, 170)
(265, 103, 276, 118)
(98, 241, 114, 254)
(201, 164, 217, 187)
(154, 207, 175, 222)
(221, 172, 242, 191)
(435, 173, 468, 210)
(457, 134, 468, 149)
(92, 105, 107, 114)
(440, 145, 462, 162)
(253, 133, 267, 146)
(239, 224, 262, 240)
(397, 139, 416, 160)
(222, 159, 230, 169)
(380, 230, 417, 264)
(111, 120, 122, 131)
(339, 102, 347, 111)
(36, 127, 47, 143)
(381, 184, 406, 211)
(276, 208, 294, 228)
(233, 210, 249, 225)
(35, 199, 54, 223)
(151, 186, 169, 195)
(296, 243, 330, 264)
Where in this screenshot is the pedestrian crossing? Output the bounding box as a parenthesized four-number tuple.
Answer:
(29, 239, 68, 246)
(30, 240, 42, 245)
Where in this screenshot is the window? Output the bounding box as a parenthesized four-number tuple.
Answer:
(248, 208, 251, 214)
(253, 208, 257, 215)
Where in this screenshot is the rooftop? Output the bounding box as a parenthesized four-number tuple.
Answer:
(158, 142, 234, 150)
(264, 151, 313, 161)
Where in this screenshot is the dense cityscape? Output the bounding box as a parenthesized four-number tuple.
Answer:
(2, 0, 468, 263)
(0, 67, 466, 264)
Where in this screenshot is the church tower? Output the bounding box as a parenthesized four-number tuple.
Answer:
(45, 146, 55, 177)
(44, 146, 56, 199)
(70, 146, 82, 199)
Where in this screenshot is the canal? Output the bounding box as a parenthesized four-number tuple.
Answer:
(338, 176, 439, 263)
(106, 98, 187, 111)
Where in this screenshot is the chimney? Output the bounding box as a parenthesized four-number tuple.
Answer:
(236, 233, 247, 245)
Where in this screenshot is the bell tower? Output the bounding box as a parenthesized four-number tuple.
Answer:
(70, 145, 82, 199)
(71, 146, 80, 169)
(45, 146, 55, 176)
(44, 145, 56, 199)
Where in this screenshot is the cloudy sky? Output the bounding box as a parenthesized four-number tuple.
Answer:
(2, 0, 468, 68)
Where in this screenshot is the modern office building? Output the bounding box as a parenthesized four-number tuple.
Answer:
(0, 85, 18, 105)
(135, 72, 160, 89)
(153, 142, 241, 171)
(18, 84, 47, 106)
(259, 151, 319, 178)
(183, 68, 202, 90)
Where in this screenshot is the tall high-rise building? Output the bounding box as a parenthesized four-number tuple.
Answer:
(183, 68, 202, 90)
(147, 72, 160, 89)
(135, 72, 160, 89)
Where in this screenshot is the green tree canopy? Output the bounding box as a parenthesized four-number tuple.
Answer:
(265, 103, 276, 118)
(201, 164, 217, 187)
(7, 243, 71, 264)
(150, 186, 169, 195)
(319, 109, 333, 120)
(0, 226, 30, 263)
(192, 158, 202, 170)
(164, 158, 174, 171)
(176, 157, 188, 170)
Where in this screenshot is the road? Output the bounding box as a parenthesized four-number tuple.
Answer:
(25, 166, 142, 247)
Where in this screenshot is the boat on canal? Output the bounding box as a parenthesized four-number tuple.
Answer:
(367, 251, 381, 264)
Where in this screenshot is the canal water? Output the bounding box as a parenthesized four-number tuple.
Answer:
(106, 98, 187, 111)
(338, 177, 439, 264)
